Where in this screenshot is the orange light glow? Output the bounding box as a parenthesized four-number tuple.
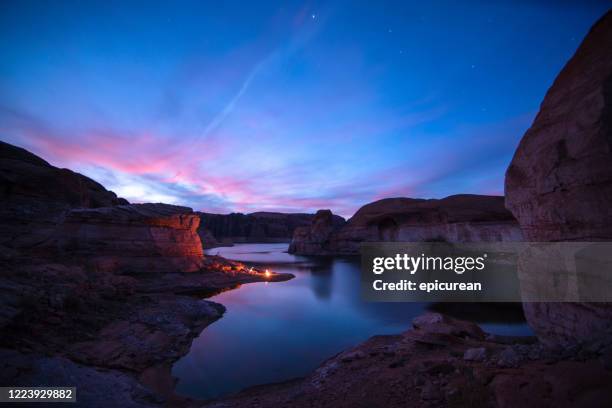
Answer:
(265, 269, 271, 278)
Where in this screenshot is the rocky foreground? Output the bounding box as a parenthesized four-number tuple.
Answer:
(203, 313, 612, 408)
(0, 141, 292, 406)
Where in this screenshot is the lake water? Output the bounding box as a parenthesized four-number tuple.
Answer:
(172, 243, 532, 400)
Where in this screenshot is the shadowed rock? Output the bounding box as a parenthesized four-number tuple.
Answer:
(288, 209, 346, 255)
(198, 211, 345, 248)
(505, 11, 612, 348)
(0, 140, 128, 252)
(0, 140, 127, 210)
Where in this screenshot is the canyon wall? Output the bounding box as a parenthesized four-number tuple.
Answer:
(0, 140, 128, 252)
(289, 195, 522, 255)
(505, 11, 612, 347)
(54, 203, 204, 274)
(199, 211, 345, 247)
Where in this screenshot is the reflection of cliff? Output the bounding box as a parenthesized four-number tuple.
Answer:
(308, 259, 334, 300)
(290, 195, 522, 255)
(505, 11, 612, 348)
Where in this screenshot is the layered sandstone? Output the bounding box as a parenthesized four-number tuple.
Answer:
(54, 203, 205, 274)
(290, 195, 522, 255)
(0, 140, 127, 210)
(198, 211, 344, 247)
(505, 11, 612, 347)
(0, 140, 128, 252)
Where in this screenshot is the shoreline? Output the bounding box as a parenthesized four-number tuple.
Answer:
(200, 313, 612, 407)
(0, 253, 294, 407)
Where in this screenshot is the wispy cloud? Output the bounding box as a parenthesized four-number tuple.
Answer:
(199, 57, 269, 139)
(3, 0, 572, 218)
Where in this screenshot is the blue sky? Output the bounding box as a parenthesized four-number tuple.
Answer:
(1, 1, 609, 217)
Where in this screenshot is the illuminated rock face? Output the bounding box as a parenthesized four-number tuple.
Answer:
(289, 195, 522, 255)
(55, 203, 204, 274)
(505, 12, 612, 347)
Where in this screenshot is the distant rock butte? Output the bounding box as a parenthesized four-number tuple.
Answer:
(198, 210, 345, 248)
(288, 209, 346, 255)
(289, 194, 522, 255)
(505, 11, 612, 348)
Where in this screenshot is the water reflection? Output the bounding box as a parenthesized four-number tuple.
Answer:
(308, 258, 334, 300)
(172, 243, 532, 400)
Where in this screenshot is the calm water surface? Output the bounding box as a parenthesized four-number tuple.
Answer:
(172, 243, 531, 400)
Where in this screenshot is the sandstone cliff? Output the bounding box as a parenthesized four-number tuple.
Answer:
(0, 140, 128, 252)
(0, 140, 127, 210)
(1, 141, 206, 274)
(505, 11, 612, 348)
(289, 195, 522, 255)
(288, 209, 345, 255)
(198, 210, 345, 248)
(55, 203, 205, 274)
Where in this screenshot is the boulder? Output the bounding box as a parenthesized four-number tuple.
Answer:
(464, 347, 488, 362)
(505, 11, 612, 347)
(411, 312, 485, 340)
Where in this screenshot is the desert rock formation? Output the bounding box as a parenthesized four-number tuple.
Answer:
(290, 195, 522, 255)
(505, 11, 612, 348)
(199, 211, 345, 248)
